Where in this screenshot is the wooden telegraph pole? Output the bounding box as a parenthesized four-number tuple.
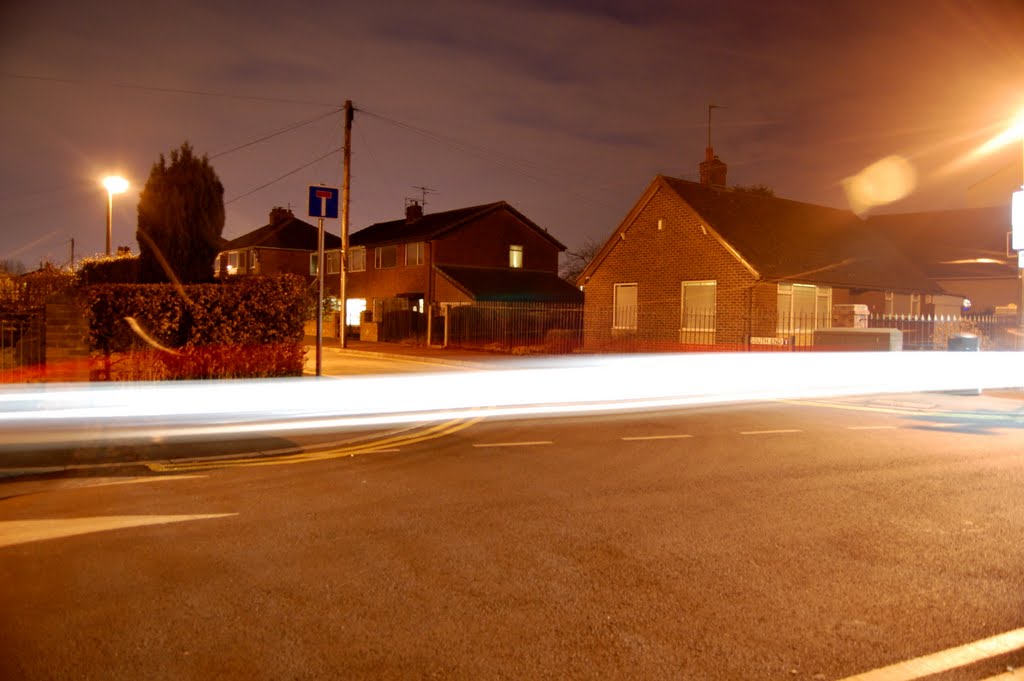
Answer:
(340, 100, 353, 349)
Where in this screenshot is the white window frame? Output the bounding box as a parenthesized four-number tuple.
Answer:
(349, 247, 366, 272)
(613, 283, 638, 330)
(509, 244, 523, 269)
(309, 253, 319, 276)
(679, 280, 716, 344)
(325, 251, 340, 275)
(375, 245, 398, 269)
(227, 251, 239, 275)
(248, 250, 258, 274)
(778, 283, 832, 342)
(406, 242, 425, 267)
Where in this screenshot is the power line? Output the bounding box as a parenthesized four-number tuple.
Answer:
(211, 108, 344, 159)
(2, 72, 340, 107)
(226, 146, 343, 204)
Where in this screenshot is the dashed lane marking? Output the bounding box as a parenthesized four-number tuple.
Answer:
(836, 626, 1024, 681)
(472, 441, 553, 448)
(0, 514, 238, 549)
(621, 434, 693, 441)
(740, 429, 802, 435)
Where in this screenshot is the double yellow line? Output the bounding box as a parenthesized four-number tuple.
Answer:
(147, 417, 482, 473)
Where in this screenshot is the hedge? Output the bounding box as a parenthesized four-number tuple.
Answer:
(86, 275, 313, 380)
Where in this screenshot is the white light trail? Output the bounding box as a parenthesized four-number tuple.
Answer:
(0, 352, 1021, 451)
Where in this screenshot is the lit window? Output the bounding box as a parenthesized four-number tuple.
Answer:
(509, 244, 523, 269)
(613, 283, 637, 330)
(227, 251, 239, 275)
(349, 247, 366, 272)
(375, 245, 398, 269)
(680, 280, 716, 344)
(406, 242, 425, 266)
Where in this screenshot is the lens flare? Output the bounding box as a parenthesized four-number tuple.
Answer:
(842, 156, 917, 216)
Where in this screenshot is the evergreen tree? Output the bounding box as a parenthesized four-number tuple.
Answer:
(136, 142, 225, 283)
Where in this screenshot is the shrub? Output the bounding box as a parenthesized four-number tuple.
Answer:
(86, 274, 312, 380)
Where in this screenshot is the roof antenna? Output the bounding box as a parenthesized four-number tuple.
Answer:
(411, 185, 437, 211)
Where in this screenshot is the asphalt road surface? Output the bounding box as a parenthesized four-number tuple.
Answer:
(1, 394, 1023, 680)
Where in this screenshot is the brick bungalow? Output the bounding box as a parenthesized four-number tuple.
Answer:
(576, 153, 955, 352)
(866, 206, 1017, 316)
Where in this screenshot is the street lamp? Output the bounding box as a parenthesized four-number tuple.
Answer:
(102, 175, 129, 256)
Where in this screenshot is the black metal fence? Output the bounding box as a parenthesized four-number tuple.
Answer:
(0, 314, 44, 378)
(586, 305, 1019, 353)
(443, 301, 583, 354)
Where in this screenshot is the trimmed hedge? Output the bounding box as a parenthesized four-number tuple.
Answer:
(86, 275, 313, 379)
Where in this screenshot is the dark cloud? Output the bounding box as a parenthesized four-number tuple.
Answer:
(1, 0, 1022, 268)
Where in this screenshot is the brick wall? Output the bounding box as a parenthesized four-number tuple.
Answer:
(581, 183, 758, 351)
(433, 210, 561, 271)
(44, 295, 90, 381)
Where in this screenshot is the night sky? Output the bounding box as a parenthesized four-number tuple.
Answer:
(2, 0, 1022, 269)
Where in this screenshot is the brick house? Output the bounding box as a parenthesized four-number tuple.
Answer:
(576, 167, 954, 352)
(343, 201, 581, 341)
(214, 207, 341, 290)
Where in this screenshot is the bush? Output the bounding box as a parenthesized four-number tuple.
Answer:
(86, 275, 312, 380)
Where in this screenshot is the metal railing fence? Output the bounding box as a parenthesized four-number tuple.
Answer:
(443, 301, 583, 354)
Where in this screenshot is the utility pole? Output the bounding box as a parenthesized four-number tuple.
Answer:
(340, 100, 353, 349)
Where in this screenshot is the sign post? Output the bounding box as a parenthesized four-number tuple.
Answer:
(309, 186, 340, 376)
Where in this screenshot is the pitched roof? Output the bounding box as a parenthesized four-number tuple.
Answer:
(865, 206, 1015, 280)
(659, 176, 942, 293)
(350, 201, 566, 250)
(223, 215, 341, 251)
(436, 265, 583, 303)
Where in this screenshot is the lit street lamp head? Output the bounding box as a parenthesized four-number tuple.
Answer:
(102, 175, 129, 256)
(102, 175, 129, 195)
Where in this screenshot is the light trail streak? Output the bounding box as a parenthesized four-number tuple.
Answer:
(0, 352, 1021, 453)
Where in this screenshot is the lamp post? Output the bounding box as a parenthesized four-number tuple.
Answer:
(102, 175, 129, 256)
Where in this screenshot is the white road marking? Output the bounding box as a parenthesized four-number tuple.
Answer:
(740, 429, 802, 435)
(0, 514, 238, 548)
(847, 425, 898, 430)
(836, 626, 1024, 681)
(621, 434, 693, 441)
(472, 441, 553, 448)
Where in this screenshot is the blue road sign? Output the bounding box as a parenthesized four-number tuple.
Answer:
(308, 186, 340, 219)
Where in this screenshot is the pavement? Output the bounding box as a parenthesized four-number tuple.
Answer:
(302, 337, 523, 374)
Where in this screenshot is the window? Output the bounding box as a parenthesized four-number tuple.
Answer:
(778, 283, 831, 344)
(406, 241, 425, 266)
(375, 245, 398, 269)
(613, 283, 638, 330)
(349, 247, 366, 272)
(248, 250, 258, 273)
(213, 254, 222, 277)
(309, 253, 319, 276)
(885, 291, 921, 316)
(680, 280, 716, 344)
(227, 251, 239, 275)
(509, 244, 523, 269)
(326, 251, 340, 275)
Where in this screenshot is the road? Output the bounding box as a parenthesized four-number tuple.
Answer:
(1, 394, 1023, 680)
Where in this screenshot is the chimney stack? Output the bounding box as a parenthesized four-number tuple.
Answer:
(269, 206, 294, 225)
(405, 201, 423, 223)
(699, 147, 728, 187)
